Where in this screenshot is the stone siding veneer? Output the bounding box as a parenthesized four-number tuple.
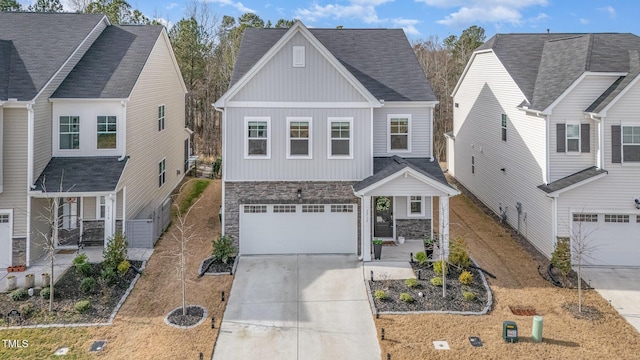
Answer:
(12, 237, 27, 266)
(396, 219, 431, 240)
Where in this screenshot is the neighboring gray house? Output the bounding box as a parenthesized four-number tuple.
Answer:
(0, 13, 188, 268)
(215, 21, 459, 261)
(448, 33, 640, 266)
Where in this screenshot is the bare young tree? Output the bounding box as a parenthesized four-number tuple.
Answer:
(570, 215, 599, 312)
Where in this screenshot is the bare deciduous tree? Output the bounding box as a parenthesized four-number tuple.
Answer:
(570, 217, 598, 312)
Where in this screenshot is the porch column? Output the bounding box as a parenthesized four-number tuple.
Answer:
(438, 195, 450, 259)
(104, 193, 116, 242)
(362, 196, 372, 261)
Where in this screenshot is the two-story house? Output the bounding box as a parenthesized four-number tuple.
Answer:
(0, 13, 188, 268)
(448, 33, 640, 267)
(215, 21, 459, 261)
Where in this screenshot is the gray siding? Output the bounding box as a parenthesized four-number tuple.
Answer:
(29, 198, 49, 263)
(84, 196, 97, 219)
(231, 33, 366, 103)
(394, 196, 431, 219)
(225, 107, 371, 181)
(1, 108, 28, 235)
(373, 106, 431, 157)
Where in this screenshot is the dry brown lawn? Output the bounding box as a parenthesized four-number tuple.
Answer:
(376, 193, 640, 360)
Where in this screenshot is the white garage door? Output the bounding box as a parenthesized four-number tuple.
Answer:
(572, 213, 640, 267)
(0, 212, 12, 269)
(240, 204, 357, 255)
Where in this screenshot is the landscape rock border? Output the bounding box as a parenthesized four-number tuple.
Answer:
(163, 305, 208, 329)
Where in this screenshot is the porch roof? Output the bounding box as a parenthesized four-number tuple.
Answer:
(33, 156, 127, 193)
(537, 166, 608, 196)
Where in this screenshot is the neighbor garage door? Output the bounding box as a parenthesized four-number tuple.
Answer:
(572, 213, 640, 267)
(239, 204, 357, 255)
(0, 212, 12, 268)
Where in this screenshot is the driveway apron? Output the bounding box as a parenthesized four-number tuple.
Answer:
(213, 255, 380, 360)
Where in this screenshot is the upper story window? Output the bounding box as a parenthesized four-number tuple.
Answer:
(558, 123, 590, 154)
(388, 115, 411, 152)
(158, 105, 165, 131)
(158, 158, 166, 187)
(328, 118, 353, 159)
(287, 117, 312, 158)
(245, 117, 270, 158)
(566, 124, 580, 152)
(501, 114, 507, 142)
(408, 196, 424, 217)
(59, 116, 80, 150)
(622, 126, 640, 162)
(97, 116, 117, 149)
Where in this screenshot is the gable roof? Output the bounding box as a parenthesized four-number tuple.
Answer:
(33, 157, 127, 193)
(52, 25, 163, 99)
(0, 12, 106, 101)
(476, 33, 640, 112)
(537, 166, 607, 196)
(228, 24, 435, 102)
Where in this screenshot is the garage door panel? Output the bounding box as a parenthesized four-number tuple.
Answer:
(573, 215, 639, 267)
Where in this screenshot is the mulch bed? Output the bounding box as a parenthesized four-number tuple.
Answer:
(166, 305, 205, 327)
(562, 302, 603, 321)
(0, 261, 142, 326)
(369, 263, 489, 313)
(200, 257, 235, 274)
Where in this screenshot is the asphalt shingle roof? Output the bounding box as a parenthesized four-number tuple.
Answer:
(231, 27, 435, 102)
(52, 25, 162, 99)
(34, 157, 127, 193)
(353, 156, 451, 192)
(537, 166, 607, 194)
(0, 12, 105, 101)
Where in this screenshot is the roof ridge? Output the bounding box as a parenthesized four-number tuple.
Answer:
(585, 34, 594, 71)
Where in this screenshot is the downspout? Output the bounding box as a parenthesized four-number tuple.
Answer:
(26, 103, 35, 266)
(370, 107, 374, 175)
(544, 113, 550, 184)
(429, 105, 434, 161)
(551, 195, 558, 247)
(214, 106, 225, 234)
(118, 100, 127, 161)
(356, 193, 365, 261)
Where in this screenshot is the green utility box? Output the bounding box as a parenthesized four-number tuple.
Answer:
(502, 321, 518, 343)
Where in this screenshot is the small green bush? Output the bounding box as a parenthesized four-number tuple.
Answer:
(430, 277, 443, 287)
(73, 253, 92, 277)
(10, 288, 27, 301)
(19, 303, 35, 317)
(75, 300, 91, 313)
(459, 270, 474, 285)
(463, 291, 476, 301)
(103, 232, 128, 272)
(79, 277, 96, 294)
(212, 235, 237, 264)
(449, 236, 471, 267)
(551, 239, 571, 276)
(117, 260, 131, 276)
(404, 278, 418, 288)
(374, 290, 388, 300)
(41, 287, 51, 300)
(399, 293, 414, 303)
(101, 267, 117, 285)
(414, 251, 428, 265)
(433, 261, 448, 276)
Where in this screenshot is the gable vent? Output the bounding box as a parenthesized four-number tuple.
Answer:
(293, 46, 305, 68)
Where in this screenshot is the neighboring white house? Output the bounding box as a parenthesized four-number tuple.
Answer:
(0, 13, 188, 268)
(448, 33, 640, 266)
(215, 21, 459, 261)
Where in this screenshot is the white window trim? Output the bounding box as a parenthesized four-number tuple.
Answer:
(244, 117, 271, 159)
(159, 158, 166, 187)
(96, 196, 106, 219)
(59, 115, 80, 151)
(566, 122, 581, 155)
(97, 115, 117, 149)
(286, 117, 312, 159)
(158, 104, 165, 132)
(407, 196, 425, 217)
(387, 114, 412, 153)
(621, 123, 640, 164)
(327, 117, 354, 159)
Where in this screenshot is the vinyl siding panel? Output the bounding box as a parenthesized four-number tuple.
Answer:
(453, 52, 554, 257)
(373, 106, 431, 157)
(367, 175, 446, 197)
(548, 75, 617, 181)
(84, 196, 97, 219)
(29, 198, 49, 262)
(231, 33, 366, 103)
(119, 33, 187, 220)
(225, 107, 371, 180)
(1, 108, 28, 235)
(394, 196, 431, 219)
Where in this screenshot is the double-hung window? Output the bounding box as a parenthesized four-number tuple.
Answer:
(388, 115, 410, 151)
(622, 126, 640, 162)
(97, 116, 117, 149)
(501, 114, 507, 141)
(328, 118, 353, 158)
(408, 196, 424, 217)
(97, 196, 106, 219)
(158, 159, 166, 187)
(245, 117, 270, 158)
(60, 116, 80, 149)
(158, 105, 165, 131)
(566, 124, 580, 152)
(287, 117, 311, 158)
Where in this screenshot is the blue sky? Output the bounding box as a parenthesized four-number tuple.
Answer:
(51, 0, 640, 40)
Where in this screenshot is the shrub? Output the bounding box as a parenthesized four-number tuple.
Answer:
(19, 303, 35, 317)
(463, 291, 476, 301)
(117, 260, 131, 276)
(101, 267, 117, 285)
(459, 271, 474, 285)
(212, 235, 237, 264)
(103, 232, 128, 272)
(449, 236, 471, 268)
(551, 239, 572, 276)
(212, 157, 222, 179)
(75, 300, 91, 313)
(414, 251, 428, 265)
(433, 261, 448, 276)
(41, 286, 51, 300)
(10, 288, 28, 301)
(374, 290, 388, 300)
(430, 277, 443, 287)
(73, 254, 92, 277)
(399, 293, 414, 303)
(79, 277, 96, 294)
(404, 278, 418, 288)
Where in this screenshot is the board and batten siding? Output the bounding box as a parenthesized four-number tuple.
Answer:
(548, 74, 618, 182)
(119, 32, 187, 220)
(394, 196, 432, 219)
(453, 52, 554, 257)
(231, 33, 366, 103)
(373, 106, 431, 158)
(1, 108, 28, 236)
(225, 107, 371, 181)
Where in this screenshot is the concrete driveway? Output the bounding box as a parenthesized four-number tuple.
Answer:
(213, 255, 380, 360)
(582, 267, 640, 333)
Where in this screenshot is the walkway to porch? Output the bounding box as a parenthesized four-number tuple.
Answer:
(363, 239, 444, 281)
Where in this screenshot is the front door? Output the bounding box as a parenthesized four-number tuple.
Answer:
(374, 197, 393, 238)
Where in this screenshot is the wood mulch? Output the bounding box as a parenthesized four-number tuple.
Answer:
(166, 305, 206, 327)
(200, 257, 235, 274)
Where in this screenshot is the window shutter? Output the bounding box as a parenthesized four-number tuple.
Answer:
(612, 125, 622, 163)
(581, 124, 590, 153)
(556, 123, 566, 152)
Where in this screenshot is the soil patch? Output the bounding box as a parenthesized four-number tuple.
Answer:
(166, 305, 205, 327)
(562, 303, 603, 321)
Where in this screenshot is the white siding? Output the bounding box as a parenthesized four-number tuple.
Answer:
(453, 52, 554, 256)
(231, 33, 366, 103)
(225, 107, 371, 181)
(366, 175, 447, 197)
(1, 108, 28, 235)
(373, 106, 431, 158)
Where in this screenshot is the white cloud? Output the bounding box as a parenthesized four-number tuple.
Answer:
(580, 18, 589, 25)
(166, 2, 179, 10)
(204, 0, 255, 14)
(155, 17, 174, 29)
(392, 18, 420, 36)
(598, 5, 616, 18)
(417, 0, 548, 28)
